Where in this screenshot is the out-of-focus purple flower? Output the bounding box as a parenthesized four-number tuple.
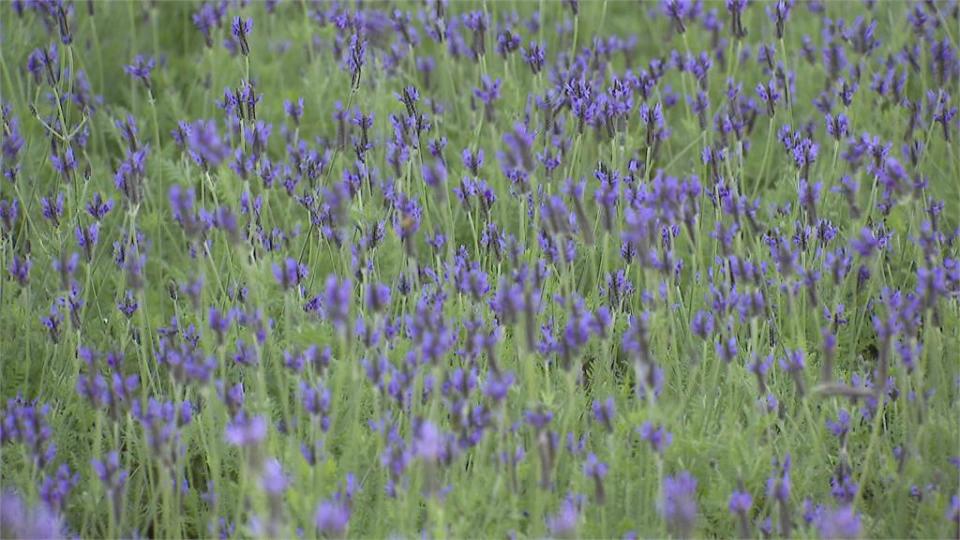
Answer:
(273, 258, 308, 290)
(0, 490, 67, 539)
(638, 421, 673, 454)
(584, 453, 609, 504)
(184, 119, 229, 169)
(315, 499, 350, 538)
(661, 471, 698, 538)
(546, 496, 579, 539)
(524, 409, 553, 431)
(691, 310, 714, 339)
(826, 409, 851, 441)
(729, 488, 753, 515)
(767, 454, 793, 536)
(224, 413, 267, 448)
(413, 420, 444, 463)
(323, 274, 352, 334)
(729, 488, 753, 537)
(422, 159, 447, 189)
(1, 397, 57, 468)
(592, 398, 616, 432)
(850, 227, 879, 258)
(260, 458, 288, 496)
(817, 505, 862, 539)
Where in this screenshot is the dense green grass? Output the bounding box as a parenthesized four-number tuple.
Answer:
(1, 1, 958, 538)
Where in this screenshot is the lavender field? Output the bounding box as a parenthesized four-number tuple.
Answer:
(1, 0, 959, 538)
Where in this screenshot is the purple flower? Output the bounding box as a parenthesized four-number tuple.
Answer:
(521, 41, 546, 73)
(9, 254, 31, 286)
(826, 409, 851, 440)
(461, 147, 484, 176)
(767, 0, 793, 38)
(726, 0, 748, 38)
(524, 409, 553, 431)
(185, 119, 229, 169)
(1, 397, 57, 468)
(284, 97, 304, 126)
(484, 370, 514, 402)
(584, 454, 609, 504)
(851, 227, 879, 258)
(365, 282, 392, 313)
(39, 463, 77, 513)
(323, 274, 352, 334)
(422, 159, 447, 189)
(85, 192, 114, 221)
(344, 33, 367, 88)
(546, 497, 579, 538)
(756, 79, 781, 115)
(729, 489, 753, 514)
(691, 310, 714, 339)
(766, 454, 792, 502)
(260, 458, 288, 496)
(473, 76, 502, 121)
(0, 197, 18, 236)
(826, 113, 850, 140)
(231, 17, 253, 56)
(224, 414, 267, 448)
(729, 488, 753, 537)
(315, 499, 350, 538)
(413, 420, 445, 463)
(26, 44, 59, 85)
(817, 506, 862, 539)
(592, 398, 616, 432)
(661, 471, 698, 538)
(93, 451, 128, 522)
(662, 0, 695, 34)
(133, 398, 193, 466)
(273, 258, 308, 290)
(124, 55, 155, 89)
(638, 421, 673, 454)
(0, 490, 66, 539)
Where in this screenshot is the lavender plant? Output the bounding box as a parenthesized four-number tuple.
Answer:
(1, 0, 958, 538)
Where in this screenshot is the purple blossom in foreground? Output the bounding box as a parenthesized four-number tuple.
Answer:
(729, 488, 753, 538)
(315, 499, 350, 538)
(546, 496, 580, 539)
(817, 505, 862, 539)
(0, 490, 67, 538)
(661, 471, 698, 538)
(225, 414, 267, 448)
